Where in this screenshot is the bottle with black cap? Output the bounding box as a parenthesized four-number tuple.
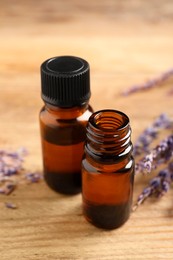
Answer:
(39, 56, 93, 194)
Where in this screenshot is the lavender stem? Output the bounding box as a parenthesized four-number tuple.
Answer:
(135, 135, 173, 175)
(122, 68, 173, 96)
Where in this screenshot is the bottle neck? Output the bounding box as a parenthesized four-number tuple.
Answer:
(45, 102, 89, 119)
(85, 110, 133, 164)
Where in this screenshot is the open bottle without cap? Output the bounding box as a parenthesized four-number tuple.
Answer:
(82, 109, 135, 229)
(39, 56, 93, 194)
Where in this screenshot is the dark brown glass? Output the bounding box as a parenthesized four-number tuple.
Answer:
(82, 110, 135, 229)
(40, 102, 93, 195)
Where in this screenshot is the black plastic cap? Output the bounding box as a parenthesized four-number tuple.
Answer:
(41, 56, 91, 107)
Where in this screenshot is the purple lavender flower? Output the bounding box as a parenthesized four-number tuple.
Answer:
(0, 148, 42, 197)
(133, 114, 173, 156)
(0, 148, 27, 177)
(5, 202, 17, 209)
(122, 68, 173, 96)
(25, 172, 42, 183)
(133, 186, 154, 211)
(133, 162, 173, 210)
(135, 135, 173, 175)
(3, 183, 16, 195)
(0, 148, 26, 195)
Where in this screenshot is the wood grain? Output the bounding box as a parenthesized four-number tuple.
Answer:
(0, 1, 173, 259)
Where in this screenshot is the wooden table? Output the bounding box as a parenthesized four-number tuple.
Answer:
(0, 1, 173, 259)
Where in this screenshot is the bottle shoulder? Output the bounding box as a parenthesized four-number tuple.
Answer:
(82, 155, 135, 174)
(39, 104, 93, 125)
(76, 105, 93, 122)
(39, 105, 93, 145)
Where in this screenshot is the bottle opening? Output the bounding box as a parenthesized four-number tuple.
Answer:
(86, 109, 132, 162)
(89, 110, 129, 133)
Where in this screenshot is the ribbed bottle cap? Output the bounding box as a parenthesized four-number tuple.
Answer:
(41, 56, 91, 107)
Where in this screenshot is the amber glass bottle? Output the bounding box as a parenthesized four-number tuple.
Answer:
(39, 56, 93, 195)
(82, 109, 135, 229)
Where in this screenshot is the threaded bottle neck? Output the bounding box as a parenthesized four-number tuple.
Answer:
(85, 110, 133, 163)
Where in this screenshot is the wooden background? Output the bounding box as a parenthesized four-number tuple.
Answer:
(0, 0, 173, 259)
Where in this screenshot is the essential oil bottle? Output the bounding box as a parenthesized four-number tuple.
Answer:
(82, 109, 135, 229)
(39, 56, 93, 195)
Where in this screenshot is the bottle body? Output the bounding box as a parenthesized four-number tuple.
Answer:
(82, 110, 135, 229)
(40, 103, 93, 194)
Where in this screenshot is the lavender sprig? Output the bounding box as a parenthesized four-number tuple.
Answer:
(25, 172, 43, 183)
(5, 202, 17, 209)
(133, 113, 173, 156)
(0, 147, 27, 177)
(0, 148, 27, 195)
(122, 68, 173, 96)
(135, 135, 173, 175)
(133, 162, 173, 210)
(0, 148, 42, 196)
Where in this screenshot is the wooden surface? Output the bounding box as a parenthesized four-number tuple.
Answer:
(0, 1, 173, 259)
